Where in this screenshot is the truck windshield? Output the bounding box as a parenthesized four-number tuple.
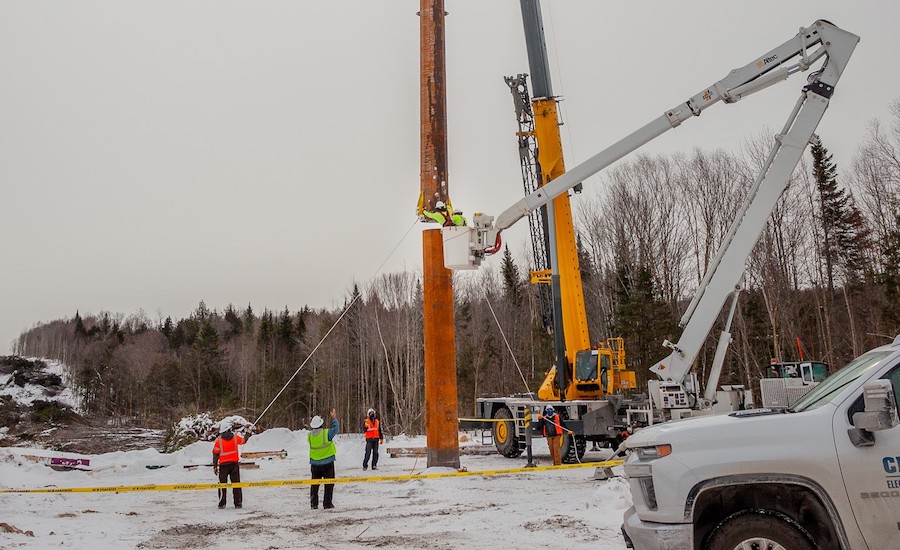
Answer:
(789, 350, 894, 412)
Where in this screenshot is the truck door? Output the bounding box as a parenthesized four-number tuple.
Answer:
(834, 364, 900, 549)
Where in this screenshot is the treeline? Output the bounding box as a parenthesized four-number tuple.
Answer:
(15, 100, 900, 432)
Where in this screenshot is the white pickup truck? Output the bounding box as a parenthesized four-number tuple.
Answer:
(621, 335, 900, 549)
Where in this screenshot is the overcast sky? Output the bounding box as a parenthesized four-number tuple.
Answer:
(2, 1, 898, 352)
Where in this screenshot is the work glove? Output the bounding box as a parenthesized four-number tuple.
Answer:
(213, 465, 219, 476)
(380, 438, 384, 444)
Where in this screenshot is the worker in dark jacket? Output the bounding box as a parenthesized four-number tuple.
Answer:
(540, 405, 564, 466)
(212, 420, 253, 509)
(362, 408, 384, 471)
(309, 408, 339, 510)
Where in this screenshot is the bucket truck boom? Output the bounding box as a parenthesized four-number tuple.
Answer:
(445, 19, 858, 415)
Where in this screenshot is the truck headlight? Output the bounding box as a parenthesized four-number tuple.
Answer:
(624, 444, 671, 511)
(635, 444, 672, 459)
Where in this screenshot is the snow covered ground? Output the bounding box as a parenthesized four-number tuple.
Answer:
(1, 429, 631, 549)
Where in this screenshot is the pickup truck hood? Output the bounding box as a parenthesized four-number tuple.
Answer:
(623, 408, 818, 450)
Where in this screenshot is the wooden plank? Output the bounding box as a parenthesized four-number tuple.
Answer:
(50, 457, 91, 467)
(386, 446, 496, 458)
(241, 450, 287, 459)
(184, 462, 258, 470)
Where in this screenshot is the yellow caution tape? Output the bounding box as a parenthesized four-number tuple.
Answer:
(0, 459, 624, 495)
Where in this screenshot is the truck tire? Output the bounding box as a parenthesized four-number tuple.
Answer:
(703, 509, 816, 550)
(492, 407, 522, 458)
(561, 434, 586, 464)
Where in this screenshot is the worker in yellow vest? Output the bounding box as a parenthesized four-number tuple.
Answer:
(423, 200, 467, 227)
(308, 408, 339, 510)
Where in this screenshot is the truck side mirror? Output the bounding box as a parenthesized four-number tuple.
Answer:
(849, 380, 899, 447)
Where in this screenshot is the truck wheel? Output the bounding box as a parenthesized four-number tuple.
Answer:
(492, 407, 522, 458)
(704, 509, 815, 550)
(561, 434, 586, 463)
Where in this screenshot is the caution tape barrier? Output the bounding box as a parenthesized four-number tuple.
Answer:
(0, 459, 624, 495)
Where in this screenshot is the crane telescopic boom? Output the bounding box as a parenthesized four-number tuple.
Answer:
(444, 19, 858, 405)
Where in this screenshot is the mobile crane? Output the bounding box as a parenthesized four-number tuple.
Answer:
(444, 20, 859, 428)
(470, 0, 636, 463)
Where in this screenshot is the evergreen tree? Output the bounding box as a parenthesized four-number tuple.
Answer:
(74, 310, 86, 337)
(224, 304, 243, 339)
(611, 265, 677, 389)
(577, 235, 594, 283)
(295, 306, 309, 340)
(277, 306, 295, 351)
(880, 213, 900, 328)
(810, 136, 870, 289)
(160, 316, 174, 344)
(242, 304, 255, 335)
(194, 300, 211, 320)
(500, 245, 523, 306)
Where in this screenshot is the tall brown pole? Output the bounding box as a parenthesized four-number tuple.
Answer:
(420, 0, 460, 469)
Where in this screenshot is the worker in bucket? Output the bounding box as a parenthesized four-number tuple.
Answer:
(212, 419, 253, 509)
(423, 200, 467, 227)
(308, 408, 339, 510)
(540, 405, 565, 466)
(362, 408, 384, 471)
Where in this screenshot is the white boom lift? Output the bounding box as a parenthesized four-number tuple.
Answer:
(444, 19, 859, 417)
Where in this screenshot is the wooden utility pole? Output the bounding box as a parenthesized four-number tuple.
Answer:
(420, 0, 460, 469)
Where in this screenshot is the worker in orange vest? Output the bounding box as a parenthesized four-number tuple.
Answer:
(540, 405, 566, 466)
(362, 408, 384, 471)
(212, 420, 253, 509)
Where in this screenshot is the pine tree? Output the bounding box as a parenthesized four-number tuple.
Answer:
(74, 310, 86, 338)
(295, 306, 309, 340)
(500, 245, 523, 306)
(810, 136, 870, 289)
(160, 316, 174, 344)
(224, 304, 243, 338)
(577, 235, 594, 283)
(880, 213, 900, 328)
(611, 265, 677, 389)
(242, 304, 255, 335)
(277, 306, 295, 351)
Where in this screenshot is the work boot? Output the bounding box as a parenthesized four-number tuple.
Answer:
(362, 465, 368, 471)
(323, 503, 334, 509)
(218, 503, 226, 509)
(372, 466, 377, 470)
(235, 504, 242, 509)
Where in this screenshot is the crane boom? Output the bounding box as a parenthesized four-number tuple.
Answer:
(444, 19, 858, 402)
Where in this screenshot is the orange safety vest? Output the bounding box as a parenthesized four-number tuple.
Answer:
(542, 415, 563, 437)
(212, 433, 246, 464)
(364, 418, 380, 440)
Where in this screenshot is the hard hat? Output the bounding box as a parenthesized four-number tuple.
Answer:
(544, 405, 555, 415)
(219, 421, 232, 434)
(367, 408, 376, 416)
(435, 200, 446, 209)
(310, 415, 324, 429)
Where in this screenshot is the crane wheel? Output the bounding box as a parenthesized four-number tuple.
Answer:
(561, 434, 587, 464)
(492, 407, 522, 458)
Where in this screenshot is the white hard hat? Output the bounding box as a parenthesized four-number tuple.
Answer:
(219, 421, 232, 434)
(310, 415, 324, 429)
(367, 408, 375, 416)
(544, 405, 555, 414)
(435, 200, 446, 209)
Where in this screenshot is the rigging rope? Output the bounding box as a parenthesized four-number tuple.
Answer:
(482, 289, 534, 399)
(253, 217, 420, 426)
